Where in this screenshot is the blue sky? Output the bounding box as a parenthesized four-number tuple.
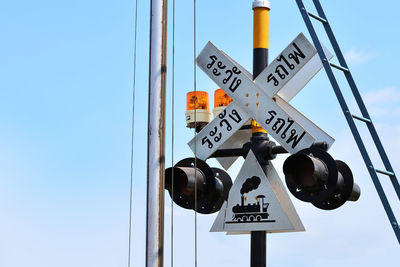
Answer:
(0, 0, 399, 266)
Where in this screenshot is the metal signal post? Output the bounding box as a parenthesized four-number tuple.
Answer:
(251, 1, 270, 267)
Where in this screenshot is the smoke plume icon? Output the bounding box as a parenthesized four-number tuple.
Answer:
(240, 176, 261, 195)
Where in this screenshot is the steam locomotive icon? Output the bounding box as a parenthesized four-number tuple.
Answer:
(228, 176, 276, 223)
(232, 195, 273, 222)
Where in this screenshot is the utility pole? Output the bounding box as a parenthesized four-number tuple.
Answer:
(146, 0, 168, 267)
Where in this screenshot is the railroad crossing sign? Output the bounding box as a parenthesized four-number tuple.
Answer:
(188, 33, 334, 161)
(210, 39, 333, 170)
(211, 150, 304, 233)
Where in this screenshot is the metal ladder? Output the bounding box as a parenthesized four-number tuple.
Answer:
(296, 0, 400, 244)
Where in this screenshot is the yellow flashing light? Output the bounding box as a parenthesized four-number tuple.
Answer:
(186, 91, 209, 111)
(214, 89, 232, 108)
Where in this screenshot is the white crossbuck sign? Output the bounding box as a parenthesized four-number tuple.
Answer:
(189, 33, 334, 159)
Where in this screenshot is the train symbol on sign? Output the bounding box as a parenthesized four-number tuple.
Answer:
(211, 150, 304, 233)
(227, 176, 276, 224)
(231, 195, 272, 223)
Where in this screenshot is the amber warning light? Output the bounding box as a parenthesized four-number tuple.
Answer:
(214, 89, 232, 108)
(186, 91, 211, 130)
(213, 89, 232, 117)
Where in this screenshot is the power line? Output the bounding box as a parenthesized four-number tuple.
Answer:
(127, 0, 139, 266)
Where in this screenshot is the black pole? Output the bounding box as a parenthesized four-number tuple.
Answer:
(250, 132, 268, 267)
(251, 231, 267, 267)
(251, 1, 270, 267)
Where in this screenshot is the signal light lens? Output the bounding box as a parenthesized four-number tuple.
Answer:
(214, 89, 232, 108)
(186, 91, 209, 111)
(165, 158, 232, 214)
(283, 147, 361, 210)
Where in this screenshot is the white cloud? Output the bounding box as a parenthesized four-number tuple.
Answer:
(344, 48, 377, 65)
(363, 87, 400, 105)
(361, 87, 400, 118)
(367, 106, 400, 117)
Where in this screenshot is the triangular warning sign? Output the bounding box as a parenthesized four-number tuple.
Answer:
(211, 150, 304, 233)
